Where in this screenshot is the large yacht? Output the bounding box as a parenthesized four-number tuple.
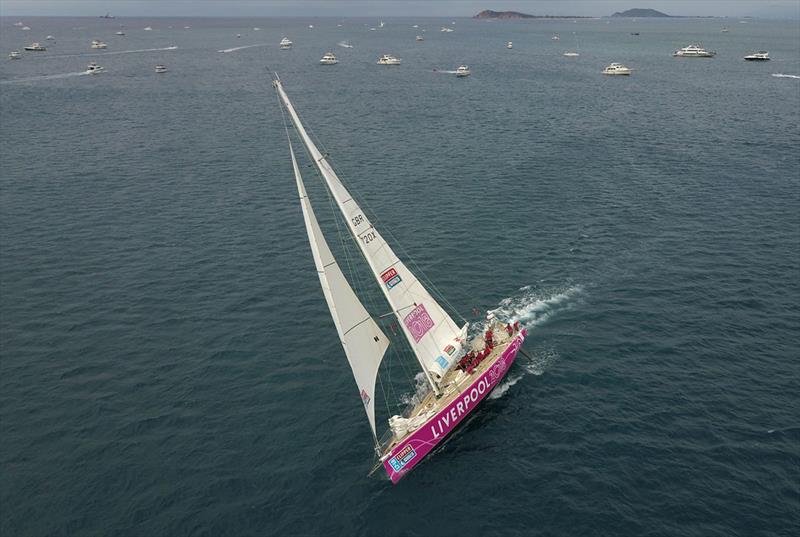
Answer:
(319, 52, 338, 65)
(91, 39, 108, 49)
(23, 43, 46, 51)
(743, 51, 770, 61)
(673, 44, 715, 57)
(280, 37, 293, 50)
(455, 65, 471, 77)
(377, 54, 401, 65)
(602, 63, 632, 75)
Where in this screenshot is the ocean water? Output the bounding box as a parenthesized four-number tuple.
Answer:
(1, 15, 799, 537)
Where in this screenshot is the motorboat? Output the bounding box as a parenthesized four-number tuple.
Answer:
(91, 39, 108, 49)
(23, 43, 46, 51)
(236, 34, 241, 38)
(563, 51, 580, 57)
(455, 65, 471, 77)
(14, 22, 23, 26)
(280, 37, 293, 49)
(507, 41, 513, 49)
(319, 52, 338, 65)
(416, 35, 424, 42)
(144, 26, 153, 31)
(46, 35, 55, 41)
(8, 50, 22, 59)
(721, 27, 730, 32)
(673, 44, 715, 57)
(602, 62, 632, 75)
(744, 51, 770, 61)
(21, 26, 31, 31)
(308, 25, 314, 29)
(552, 35, 560, 41)
(116, 31, 125, 36)
(377, 54, 401, 65)
(155, 64, 168, 73)
(440, 27, 454, 33)
(86, 62, 104, 74)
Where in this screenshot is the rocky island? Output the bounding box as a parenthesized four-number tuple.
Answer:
(610, 8, 671, 17)
(473, 9, 588, 19)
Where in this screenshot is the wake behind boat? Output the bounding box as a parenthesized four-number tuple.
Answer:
(273, 76, 527, 484)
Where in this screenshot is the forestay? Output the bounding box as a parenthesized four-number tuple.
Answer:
(290, 142, 389, 439)
(276, 79, 467, 390)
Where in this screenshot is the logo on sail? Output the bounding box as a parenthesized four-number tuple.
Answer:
(435, 355, 449, 369)
(444, 345, 456, 356)
(388, 445, 417, 472)
(403, 304, 434, 343)
(380, 268, 402, 289)
(360, 389, 370, 407)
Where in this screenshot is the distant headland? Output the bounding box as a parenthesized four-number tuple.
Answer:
(610, 8, 671, 18)
(473, 10, 588, 20)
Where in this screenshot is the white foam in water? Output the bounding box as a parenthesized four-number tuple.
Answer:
(218, 43, 267, 53)
(488, 374, 523, 400)
(38, 46, 179, 60)
(1, 71, 90, 84)
(488, 284, 584, 331)
(772, 73, 800, 79)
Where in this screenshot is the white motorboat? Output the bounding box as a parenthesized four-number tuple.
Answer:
(552, 35, 560, 41)
(563, 51, 580, 57)
(377, 54, 401, 65)
(21, 26, 31, 31)
(254, 27, 261, 31)
(8, 50, 22, 59)
(155, 64, 168, 73)
(602, 62, 632, 75)
(673, 44, 715, 57)
(144, 26, 153, 31)
(14, 22, 24, 26)
(721, 27, 730, 33)
(744, 51, 770, 61)
(86, 62, 104, 74)
(280, 37, 293, 49)
(308, 25, 314, 29)
(319, 52, 338, 65)
(455, 65, 471, 77)
(91, 39, 108, 49)
(507, 41, 513, 49)
(236, 34, 241, 38)
(440, 27, 454, 33)
(46, 35, 55, 41)
(116, 31, 125, 36)
(416, 35, 424, 42)
(23, 43, 46, 51)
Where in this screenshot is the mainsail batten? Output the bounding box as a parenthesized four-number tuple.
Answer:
(275, 80, 466, 388)
(290, 143, 388, 439)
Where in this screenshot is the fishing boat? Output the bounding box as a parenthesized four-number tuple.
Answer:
(273, 76, 527, 483)
(23, 43, 46, 51)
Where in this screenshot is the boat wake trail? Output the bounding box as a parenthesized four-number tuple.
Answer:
(337, 41, 354, 49)
(489, 347, 559, 400)
(1, 71, 90, 84)
(433, 69, 458, 74)
(488, 284, 584, 330)
(36, 46, 178, 60)
(218, 43, 267, 53)
(772, 73, 800, 79)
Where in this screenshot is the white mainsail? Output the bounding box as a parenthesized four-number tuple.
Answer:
(275, 79, 466, 391)
(290, 142, 389, 439)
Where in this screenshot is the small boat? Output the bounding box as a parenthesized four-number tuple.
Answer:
(412, 24, 419, 28)
(379, 21, 385, 28)
(91, 39, 108, 49)
(155, 64, 168, 73)
(254, 27, 260, 31)
(273, 76, 528, 484)
(507, 41, 513, 49)
(455, 65, 471, 77)
(673, 44, 715, 57)
(631, 32, 640, 36)
(144, 26, 153, 31)
(319, 52, 338, 65)
(100, 12, 114, 19)
(184, 26, 191, 29)
(440, 27, 454, 33)
(115, 31, 125, 36)
(377, 54, 401, 65)
(236, 34, 241, 38)
(13, 22, 23, 27)
(21, 26, 31, 31)
(416, 35, 424, 42)
(86, 62, 104, 74)
(280, 37, 293, 49)
(308, 24, 314, 29)
(602, 62, 632, 75)
(744, 51, 770, 61)
(46, 35, 55, 41)
(23, 43, 46, 51)
(552, 35, 560, 41)
(563, 51, 579, 57)
(8, 50, 22, 60)
(338, 41, 353, 49)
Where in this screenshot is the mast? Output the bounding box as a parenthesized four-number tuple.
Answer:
(289, 139, 389, 444)
(275, 78, 467, 395)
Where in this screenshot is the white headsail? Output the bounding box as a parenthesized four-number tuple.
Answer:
(290, 142, 389, 439)
(276, 79, 467, 392)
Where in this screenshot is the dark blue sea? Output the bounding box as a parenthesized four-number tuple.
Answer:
(1, 15, 798, 537)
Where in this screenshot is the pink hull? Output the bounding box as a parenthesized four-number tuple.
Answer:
(383, 330, 526, 483)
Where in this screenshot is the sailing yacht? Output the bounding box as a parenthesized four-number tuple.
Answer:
(273, 76, 527, 483)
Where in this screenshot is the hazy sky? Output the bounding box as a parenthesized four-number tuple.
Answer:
(1, 1, 798, 19)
